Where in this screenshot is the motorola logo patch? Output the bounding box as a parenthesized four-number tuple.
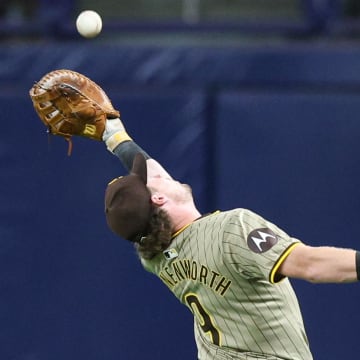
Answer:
(247, 228, 278, 253)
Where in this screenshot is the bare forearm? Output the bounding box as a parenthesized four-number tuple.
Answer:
(280, 244, 359, 283)
(307, 246, 357, 283)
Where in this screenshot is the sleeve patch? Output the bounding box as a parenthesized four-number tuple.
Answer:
(247, 228, 279, 253)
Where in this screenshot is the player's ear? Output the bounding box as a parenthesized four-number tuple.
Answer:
(151, 194, 166, 206)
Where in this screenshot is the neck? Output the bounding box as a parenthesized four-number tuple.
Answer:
(170, 203, 201, 234)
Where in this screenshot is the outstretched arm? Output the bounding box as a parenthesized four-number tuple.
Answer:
(103, 118, 173, 179)
(279, 243, 359, 283)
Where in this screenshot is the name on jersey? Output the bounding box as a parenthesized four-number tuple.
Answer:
(159, 259, 232, 296)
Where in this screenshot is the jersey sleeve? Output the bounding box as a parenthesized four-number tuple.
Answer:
(223, 209, 302, 283)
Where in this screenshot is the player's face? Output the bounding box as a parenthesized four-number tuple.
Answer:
(147, 176, 193, 203)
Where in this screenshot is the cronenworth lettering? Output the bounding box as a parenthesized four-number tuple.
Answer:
(159, 259, 232, 296)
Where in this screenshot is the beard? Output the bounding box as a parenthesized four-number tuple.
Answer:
(134, 207, 173, 260)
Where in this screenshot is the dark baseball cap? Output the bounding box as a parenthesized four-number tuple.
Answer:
(104, 153, 152, 242)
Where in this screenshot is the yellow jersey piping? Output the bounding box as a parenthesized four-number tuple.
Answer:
(171, 210, 221, 239)
(270, 242, 301, 284)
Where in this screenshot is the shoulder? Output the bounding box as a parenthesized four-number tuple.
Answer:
(211, 208, 263, 228)
(193, 208, 263, 234)
(200, 208, 255, 244)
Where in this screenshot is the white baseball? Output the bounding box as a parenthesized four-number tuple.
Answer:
(76, 10, 102, 38)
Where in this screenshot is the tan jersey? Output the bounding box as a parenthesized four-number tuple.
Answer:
(142, 209, 313, 360)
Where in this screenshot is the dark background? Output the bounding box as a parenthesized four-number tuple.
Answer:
(0, 1, 360, 359)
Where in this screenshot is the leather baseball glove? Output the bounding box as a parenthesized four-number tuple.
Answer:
(29, 69, 120, 154)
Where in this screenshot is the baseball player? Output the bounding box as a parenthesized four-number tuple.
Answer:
(30, 70, 360, 360)
(102, 117, 359, 360)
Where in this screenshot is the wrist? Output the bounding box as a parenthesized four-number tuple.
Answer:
(102, 118, 133, 152)
(105, 131, 132, 152)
